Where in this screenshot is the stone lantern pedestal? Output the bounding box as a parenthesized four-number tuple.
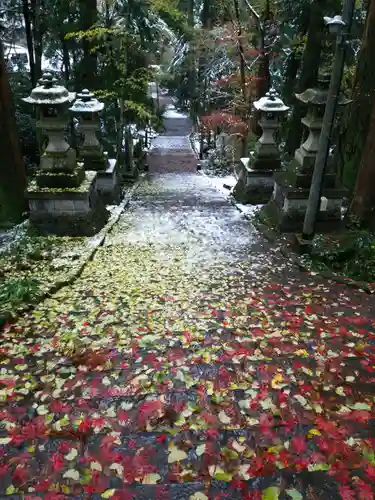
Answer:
(24, 73, 108, 236)
(70, 89, 121, 205)
(262, 74, 349, 232)
(233, 89, 289, 204)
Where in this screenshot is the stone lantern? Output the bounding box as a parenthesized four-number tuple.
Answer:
(23, 72, 82, 187)
(70, 89, 106, 170)
(24, 73, 108, 236)
(232, 88, 289, 204)
(262, 72, 350, 232)
(70, 89, 121, 204)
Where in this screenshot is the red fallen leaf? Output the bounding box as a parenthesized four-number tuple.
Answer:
(355, 479, 375, 500)
(365, 465, 375, 481)
(34, 480, 53, 492)
(0, 464, 10, 476)
(128, 439, 137, 449)
(205, 429, 220, 440)
(156, 433, 167, 444)
(291, 436, 307, 454)
(138, 400, 164, 426)
(51, 452, 65, 473)
(12, 464, 29, 484)
(339, 485, 356, 500)
(341, 411, 371, 423)
(50, 400, 71, 413)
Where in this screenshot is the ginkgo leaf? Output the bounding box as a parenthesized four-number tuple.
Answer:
(109, 463, 124, 475)
(0, 437, 12, 445)
(65, 448, 78, 461)
(90, 461, 102, 471)
(262, 486, 280, 500)
(168, 446, 188, 463)
(286, 489, 303, 500)
(189, 493, 208, 500)
(102, 490, 116, 499)
(63, 469, 80, 480)
(196, 444, 206, 456)
(142, 473, 161, 484)
(218, 410, 231, 424)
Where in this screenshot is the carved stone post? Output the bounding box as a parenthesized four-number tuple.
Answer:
(232, 89, 289, 204)
(24, 73, 108, 235)
(70, 89, 121, 204)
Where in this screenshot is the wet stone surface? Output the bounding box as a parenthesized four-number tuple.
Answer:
(1, 173, 375, 498)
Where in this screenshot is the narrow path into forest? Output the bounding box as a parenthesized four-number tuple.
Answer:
(1, 171, 375, 499)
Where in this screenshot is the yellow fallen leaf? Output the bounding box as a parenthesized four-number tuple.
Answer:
(189, 494, 208, 500)
(102, 490, 116, 499)
(168, 446, 188, 463)
(65, 448, 78, 461)
(142, 473, 161, 484)
(271, 373, 283, 389)
(218, 410, 231, 424)
(307, 428, 321, 438)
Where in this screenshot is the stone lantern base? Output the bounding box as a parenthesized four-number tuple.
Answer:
(27, 171, 109, 236)
(96, 159, 122, 205)
(260, 168, 347, 232)
(232, 156, 282, 205)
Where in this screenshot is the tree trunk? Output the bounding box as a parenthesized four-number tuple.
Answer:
(0, 39, 27, 224)
(348, 0, 375, 224)
(79, 0, 97, 89)
(284, 0, 327, 156)
(233, 0, 249, 156)
(22, 0, 36, 86)
(337, 0, 375, 193)
(349, 100, 375, 226)
(31, 0, 44, 81)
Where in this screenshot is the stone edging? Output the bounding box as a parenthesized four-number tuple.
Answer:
(198, 168, 374, 295)
(234, 198, 374, 295)
(1, 179, 142, 325)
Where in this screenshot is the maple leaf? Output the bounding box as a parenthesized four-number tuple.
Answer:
(291, 436, 307, 455)
(338, 486, 356, 500)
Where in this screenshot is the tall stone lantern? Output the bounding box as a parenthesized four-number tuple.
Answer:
(262, 72, 350, 232)
(24, 73, 108, 236)
(233, 88, 289, 204)
(70, 89, 121, 204)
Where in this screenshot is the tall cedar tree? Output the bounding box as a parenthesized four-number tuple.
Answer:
(0, 38, 27, 223)
(349, 0, 375, 226)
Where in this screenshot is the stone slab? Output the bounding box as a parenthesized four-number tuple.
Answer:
(27, 171, 97, 200)
(149, 136, 194, 153)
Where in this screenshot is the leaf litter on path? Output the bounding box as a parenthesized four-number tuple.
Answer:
(0, 174, 375, 499)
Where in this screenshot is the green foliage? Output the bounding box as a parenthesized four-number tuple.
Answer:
(0, 277, 40, 311)
(309, 231, 375, 283)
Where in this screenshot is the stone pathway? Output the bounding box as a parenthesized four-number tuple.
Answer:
(147, 105, 196, 174)
(1, 172, 375, 499)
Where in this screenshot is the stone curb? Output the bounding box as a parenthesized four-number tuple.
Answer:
(0, 179, 142, 326)
(198, 168, 374, 295)
(232, 196, 374, 295)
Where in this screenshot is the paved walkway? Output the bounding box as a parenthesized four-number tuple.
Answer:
(1, 172, 375, 499)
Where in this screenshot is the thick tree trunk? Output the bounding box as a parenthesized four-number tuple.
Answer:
(22, 0, 36, 86)
(284, 0, 327, 156)
(348, 0, 375, 224)
(337, 0, 375, 192)
(0, 39, 27, 224)
(349, 100, 375, 226)
(79, 0, 97, 89)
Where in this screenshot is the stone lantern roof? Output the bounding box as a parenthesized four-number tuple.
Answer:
(296, 72, 350, 107)
(23, 72, 75, 106)
(70, 89, 104, 114)
(254, 88, 290, 114)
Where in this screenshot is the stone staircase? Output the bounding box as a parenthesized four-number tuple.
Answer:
(147, 106, 197, 174)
